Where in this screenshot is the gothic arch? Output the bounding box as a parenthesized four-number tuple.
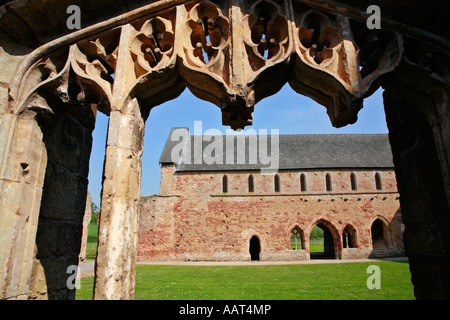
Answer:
(6, 0, 404, 130)
(369, 215, 392, 249)
(288, 224, 305, 250)
(307, 218, 341, 259)
(342, 224, 358, 249)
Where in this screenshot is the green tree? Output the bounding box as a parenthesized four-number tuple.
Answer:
(310, 226, 324, 239)
(91, 202, 99, 224)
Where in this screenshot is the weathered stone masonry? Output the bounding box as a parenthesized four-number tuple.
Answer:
(138, 130, 404, 261)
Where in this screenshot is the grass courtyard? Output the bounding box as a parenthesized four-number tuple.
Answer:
(84, 223, 98, 260)
(76, 260, 414, 300)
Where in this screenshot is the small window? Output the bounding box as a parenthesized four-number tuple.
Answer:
(222, 175, 228, 193)
(300, 174, 307, 192)
(290, 227, 303, 250)
(375, 172, 382, 190)
(248, 174, 254, 192)
(343, 225, 357, 248)
(274, 174, 280, 192)
(351, 172, 357, 191)
(326, 173, 332, 191)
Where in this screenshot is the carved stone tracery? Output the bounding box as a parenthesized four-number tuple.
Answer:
(12, 0, 403, 131)
(184, 1, 230, 72)
(243, 0, 290, 70)
(73, 30, 120, 111)
(131, 16, 175, 76)
(2, 0, 450, 302)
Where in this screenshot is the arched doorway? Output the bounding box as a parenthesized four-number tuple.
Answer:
(371, 219, 389, 256)
(249, 236, 260, 261)
(310, 223, 335, 259)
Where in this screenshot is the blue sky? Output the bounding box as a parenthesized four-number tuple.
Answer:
(88, 84, 387, 206)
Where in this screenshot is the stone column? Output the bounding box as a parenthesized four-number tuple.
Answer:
(0, 112, 47, 299)
(92, 22, 146, 300)
(93, 98, 144, 300)
(383, 88, 450, 299)
(35, 107, 94, 300)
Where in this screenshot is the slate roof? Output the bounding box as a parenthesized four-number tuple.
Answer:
(159, 127, 394, 172)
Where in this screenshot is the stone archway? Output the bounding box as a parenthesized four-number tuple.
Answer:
(310, 224, 334, 259)
(308, 219, 339, 259)
(290, 225, 304, 250)
(370, 219, 389, 256)
(1, 0, 450, 300)
(342, 224, 357, 249)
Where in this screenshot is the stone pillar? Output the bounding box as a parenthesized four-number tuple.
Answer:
(0, 112, 47, 299)
(93, 98, 145, 300)
(35, 105, 95, 300)
(383, 88, 450, 299)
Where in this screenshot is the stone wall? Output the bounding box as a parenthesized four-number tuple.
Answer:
(383, 86, 450, 298)
(1, 0, 446, 300)
(138, 165, 404, 261)
(0, 32, 47, 300)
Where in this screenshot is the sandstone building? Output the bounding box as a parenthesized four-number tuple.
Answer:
(138, 128, 404, 261)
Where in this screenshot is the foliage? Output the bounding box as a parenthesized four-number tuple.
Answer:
(91, 202, 100, 224)
(310, 226, 324, 239)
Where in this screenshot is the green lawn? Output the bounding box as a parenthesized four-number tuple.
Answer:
(76, 260, 414, 300)
(309, 244, 324, 253)
(85, 223, 98, 260)
(289, 244, 323, 252)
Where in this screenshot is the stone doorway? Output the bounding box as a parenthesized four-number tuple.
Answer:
(249, 236, 260, 261)
(371, 219, 390, 257)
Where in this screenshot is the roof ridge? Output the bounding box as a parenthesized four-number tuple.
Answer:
(158, 130, 394, 170)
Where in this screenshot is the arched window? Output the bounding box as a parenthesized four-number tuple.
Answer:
(375, 172, 382, 190)
(274, 174, 280, 192)
(351, 172, 357, 191)
(290, 227, 303, 250)
(248, 174, 254, 192)
(326, 173, 332, 191)
(222, 175, 228, 193)
(300, 173, 307, 192)
(342, 225, 357, 248)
